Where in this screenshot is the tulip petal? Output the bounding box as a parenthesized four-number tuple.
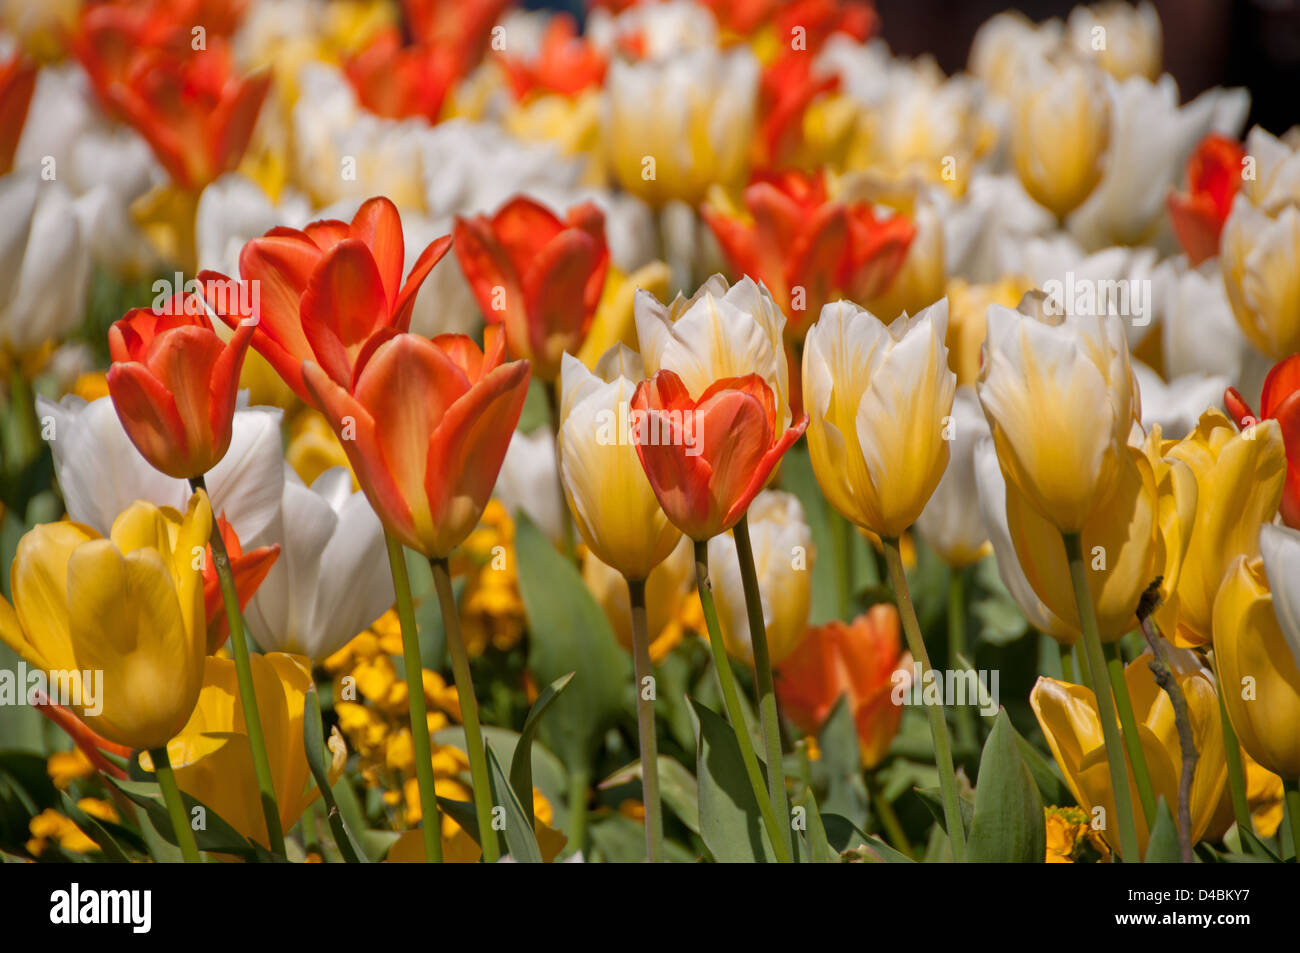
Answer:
(349, 196, 405, 313)
(299, 238, 390, 386)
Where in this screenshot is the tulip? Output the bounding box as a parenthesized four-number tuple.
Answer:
(0, 52, 35, 175)
(915, 387, 991, 568)
(1067, 1, 1162, 81)
(0, 494, 211, 751)
(1237, 125, 1300, 212)
(1167, 133, 1245, 266)
(1213, 554, 1300, 781)
(1220, 197, 1300, 360)
(635, 275, 791, 432)
(1008, 53, 1110, 221)
(1159, 410, 1285, 646)
(304, 330, 530, 559)
(499, 14, 606, 100)
(453, 197, 609, 382)
(1261, 523, 1300, 670)
(1030, 655, 1226, 858)
(558, 347, 681, 580)
(803, 298, 955, 540)
(105, 292, 255, 480)
(776, 604, 911, 769)
(343, 28, 460, 124)
(753, 51, 853, 172)
(968, 11, 1062, 99)
(243, 467, 394, 662)
(148, 652, 338, 850)
(629, 369, 806, 542)
(701, 169, 914, 335)
(708, 490, 814, 667)
(977, 302, 1136, 533)
(583, 535, 697, 662)
(201, 196, 453, 403)
(495, 427, 566, 544)
(1225, 355, 1300, 529)
(604, 47, 758, 207)
(202, 514, 279, 654)
(1131, 363, 1228, 440)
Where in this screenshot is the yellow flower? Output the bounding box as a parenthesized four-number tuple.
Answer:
(1212, 555, 1300, 779)
(978, 303, 1137, 532)
(859, 199, 946, 325)
(387, 787, 568, 862)
(1009, 54, 1111, 220)
(143, 652, 321, 851)
(286, 408, 356, 489)
(1208, 747, 1285, 840)
(47, 748, 94, 790)
(583, 535, 699, 663)
(1160, 410, 1285, 646)
(505, 89, 604, 172)
(944, 276, 1033, 388)
(1044, 805, 1111, 863)
(577, 262, 673, 368)
(0, 494, 211, 750)
(450, 501, 527, 656)
(1030, 655, 1226, 859)
(1220, 199, 1300, 359)
(26, 809, 97, 856)
(803, 298, 955, 539)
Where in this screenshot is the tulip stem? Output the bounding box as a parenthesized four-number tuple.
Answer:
(431, 555, 499, 863)
(734, 514, 795, 859)
(544, 384, 576, 561)
(1058, 642, 1076, 683)
(1062, 532, 1140, 862)
(865, 772, 914, 860)
(625, 576, 664, 862)
(828, 509, 854, 619)
(192, 475, 284, 856)
(385, 534, 443, 863)
(882, 536, 965, 862)
(1217, 689, 1255, 844)
(948, 569, 977, 754)
(1284, 780, 1300, 860)
(693, 540, 792, 863)
(150, 745, 199, 863)
(1104, 641, 1158, 829)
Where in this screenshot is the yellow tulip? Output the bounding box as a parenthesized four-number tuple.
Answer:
(1004, 428, 1196, 643)
(558, 346, 682, 581)
(1220, 199, 1300, 359)
(0, 494, 211, 750)
(145, 652, 329, 850)
(1212, 555, 1300, 779)
(504, 90, 604, 173)
(583, 535, 697, 663)
(944, 276, 1033, 388)
(978, 302, 1138, 533)
(1030, 654, 1227, 858)
(1010, 54, 1111, 220)
(803, 298, 956, 539)
(576, 261, 673, 368)
(1160, 410, 1285, 646)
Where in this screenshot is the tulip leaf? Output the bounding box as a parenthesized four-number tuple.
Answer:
(515, 514, 630, 773)
(690, 697, 777, 863)
(965, 710, 1045, 862)
(820, 813, 914, 862)
(598, 755, 700, 835)
(510, 671, 575, 825)
(816, 695, 868, 820)
(302, 687, 368, 863)
(59, 793, 131, 862)
(109, 776, 278, 862)
(1144, 797, 1181, 863)
(915, 785, 974, 839)
(795, 785, 835, 862)
(488, 742, 543, 863)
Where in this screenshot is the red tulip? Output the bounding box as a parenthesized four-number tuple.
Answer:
(703, 169, 914, 335)
(1168, 133, 1246, 266)
(203, 514, 280, 654)
(773, 0, 877, 50)
(453, 197, 608, 381)
(403, 0, 512, 67)
(1225, 354, 1300, 528)
(630, 370, 808, 541)
(303, 331, 531, 558)
(344, 29, 461, 124)
(200, 196, 452, 404)
(499, 14, 606, 101)
(776, 604, 911, 768)
(756, 53, 840, 169)
(0, 53, 35, 176)
(106, 292, 255, 479)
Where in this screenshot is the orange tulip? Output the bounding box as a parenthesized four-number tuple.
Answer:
(202, 515, 279, 654)
(1167, 133, 1245, 267)
(403, 0, 512, 66)
(702, 169, 914, 335)
(775, 605, 911, 768)
(754, 54, 840, 169)
(200, 197, 452, 404)
(1224, 353, 1300, 529)
(0, 52, 36, 176)
(106, 292, 255, 479)
(499, 14, 606, 101)
(630, 369, 807, 541)
(344, 29, 461, 124)
(303, 331, 531, 558)
(453, 197, 609, 381)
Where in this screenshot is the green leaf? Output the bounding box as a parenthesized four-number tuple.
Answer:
(779, 445, 839, 624)
(109, 776, 275, 861)
(915, 785, 974, 839)
(1144, 797, 1181, 863)
(515, 514, 629, 773)
(796, 786, 834, 863)
(303, 687, 368, 863)
(487, 742, 542, 863)
(820, 813, 914, 862)
(60, 794, 131, 862)
(690, 698, 776, 863)
(965, 710, 1045, 862)
(598, 755, 699, 835)
(816, 695, 866, 820)
(510, 671, 574, 825)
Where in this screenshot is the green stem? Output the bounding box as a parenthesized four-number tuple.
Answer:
(734, 514, 795, 859)
(828, 508, 854, 619)
(1284, 780, 1300, 861)
(882, 536, 965, 862)
(431, 556, 498, 863)
(544, 384, 575, 561)
(865, 772, 914, 860)
(567, 764, 589, 858)
(626, 576, 663, 863)
(150, 745, 199, 863)
(193, 475, 284, 856)
(1058, 641, 1076, 683)
(1217, 688, 1254, 843)
(948, 569, 977, 753)
(1104, 640, 1157, 828)
(1062, 532, 1140, 862)
(385, 534, 442, 863)
(693, 539, 791, 863)
(1074, 642, 1093, 692)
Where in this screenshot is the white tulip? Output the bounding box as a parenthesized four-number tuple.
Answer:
(1132, 361, 1227, 439)
(1260, 523, 1300, 670)
(915, 387, 991, 567)
(1240, 125, 1300, 212)
(195, 172, 311, 277)
(1067, 1, 1162, 81)
(496, 426, 565, 545)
